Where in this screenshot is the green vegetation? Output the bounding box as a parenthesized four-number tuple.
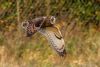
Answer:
(0, 0, 100, 67)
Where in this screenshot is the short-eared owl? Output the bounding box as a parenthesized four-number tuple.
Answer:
(22, 16, 66, 56)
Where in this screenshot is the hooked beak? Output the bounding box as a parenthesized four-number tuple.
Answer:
(26, 30, 37, 37)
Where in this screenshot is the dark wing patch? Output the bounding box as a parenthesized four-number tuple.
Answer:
(38, 27, 66, 57)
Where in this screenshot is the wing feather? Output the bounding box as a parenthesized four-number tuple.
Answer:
(38, 27, 66, 56)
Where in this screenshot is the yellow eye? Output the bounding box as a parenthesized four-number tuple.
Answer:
(21, 21, 29, 31)
(22, 21, 29, 28)
(23, 23, 27, 27)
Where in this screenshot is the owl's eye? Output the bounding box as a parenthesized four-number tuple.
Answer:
(50, 16, 56, 24)
(23, 23, 27, 27)
(22, 21, 29, 28)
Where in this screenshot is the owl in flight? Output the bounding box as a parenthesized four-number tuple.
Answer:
(22, 16, 66, 57)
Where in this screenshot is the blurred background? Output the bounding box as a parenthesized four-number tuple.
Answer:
(0, 0, 100, 67)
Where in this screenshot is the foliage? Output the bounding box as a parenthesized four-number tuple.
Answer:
(0, 0, 100, 32)
(0, 0, 100, 67)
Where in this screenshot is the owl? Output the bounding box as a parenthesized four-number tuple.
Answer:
(22, 16, 66, 57)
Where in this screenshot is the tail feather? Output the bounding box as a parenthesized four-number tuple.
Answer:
(57, 49, 66, 57)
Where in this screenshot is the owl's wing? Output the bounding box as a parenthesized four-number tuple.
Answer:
(38, 27, 66, 56)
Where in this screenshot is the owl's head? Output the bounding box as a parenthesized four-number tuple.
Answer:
(22, 20, 37, 37)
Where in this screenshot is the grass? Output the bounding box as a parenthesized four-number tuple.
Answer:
(0, 0, 100, 67)
(0, 22, 100, 67)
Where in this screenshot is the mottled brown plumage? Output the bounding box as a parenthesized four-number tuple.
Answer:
(22, 16, 66, 57)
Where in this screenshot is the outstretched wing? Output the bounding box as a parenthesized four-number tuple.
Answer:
(38, 27, 66, 56)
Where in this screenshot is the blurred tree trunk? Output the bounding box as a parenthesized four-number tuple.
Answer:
(45, 0, 50, 16)
(17, 0, 20, 23)
(16, 0, 22, 39)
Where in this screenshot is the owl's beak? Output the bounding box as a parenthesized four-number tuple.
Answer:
(26, 30, 37, 37)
